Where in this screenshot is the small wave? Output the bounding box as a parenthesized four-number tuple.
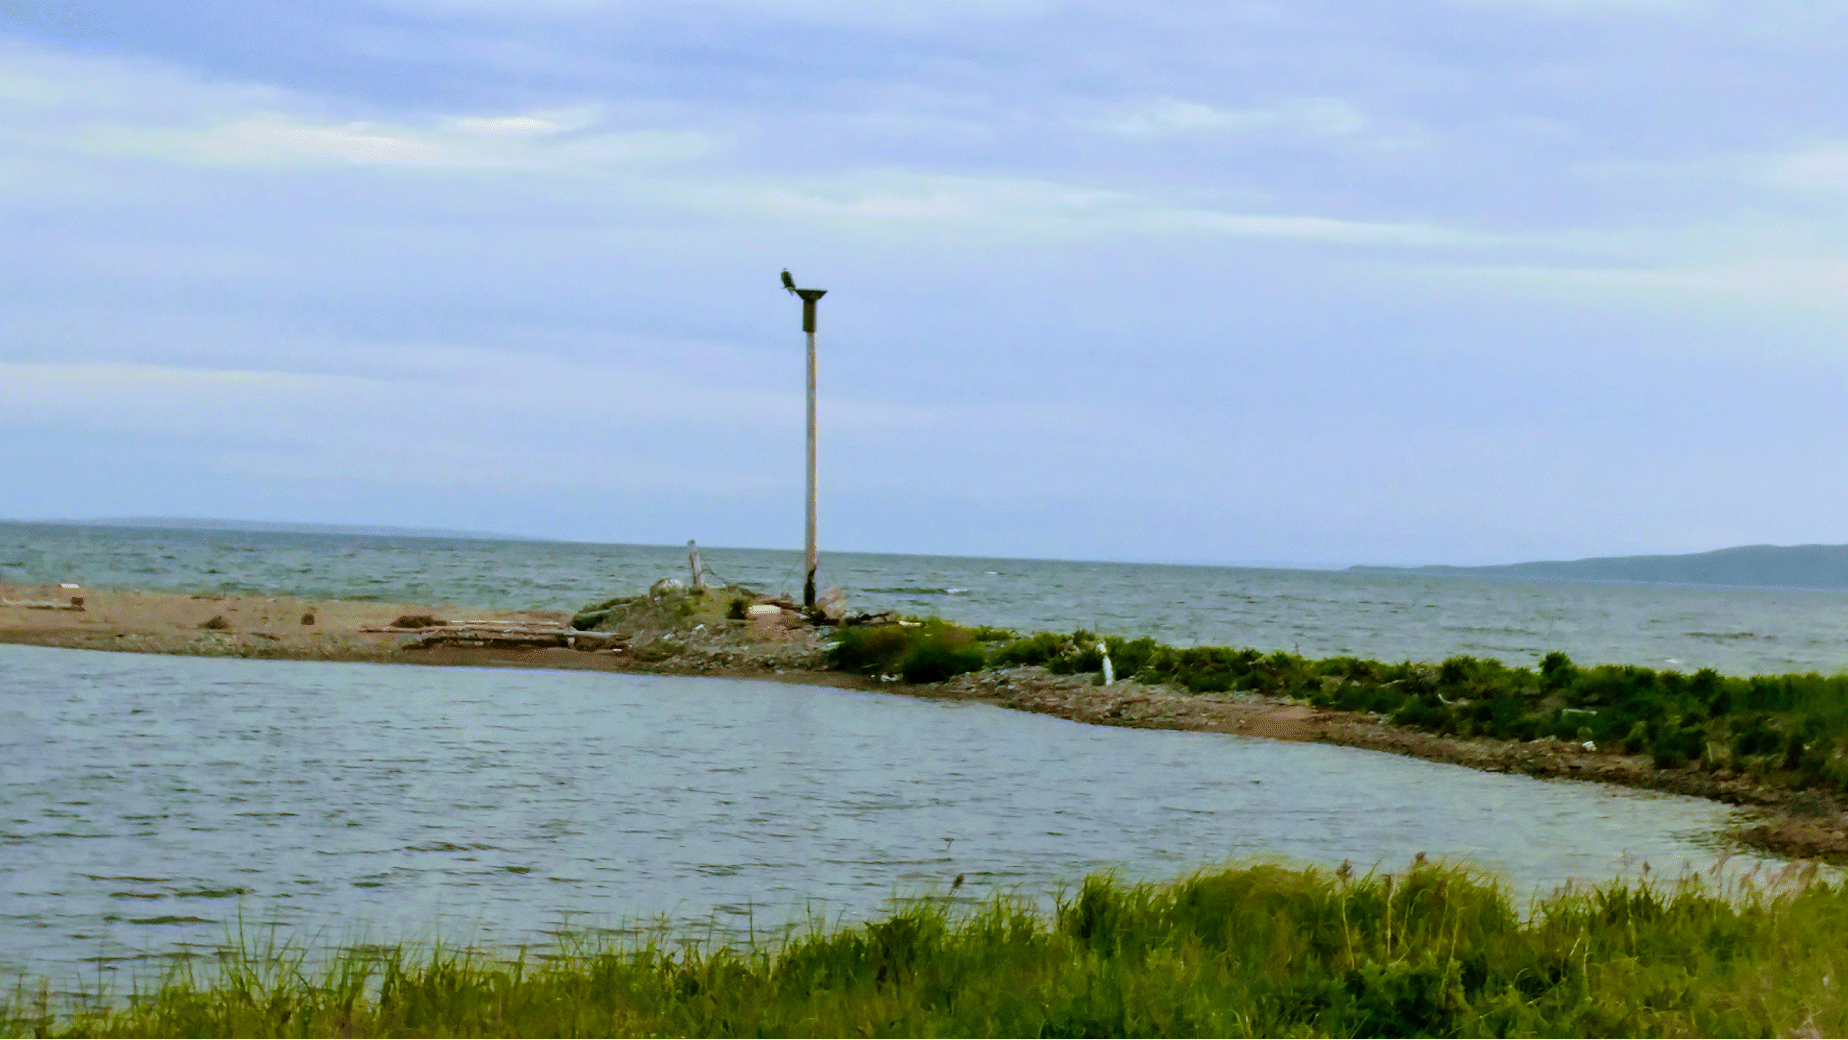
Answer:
(1687, 631, 1760, 641)
(866, 586, 969, 595)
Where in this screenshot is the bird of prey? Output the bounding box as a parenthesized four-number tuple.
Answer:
(781, 269, 797, 295)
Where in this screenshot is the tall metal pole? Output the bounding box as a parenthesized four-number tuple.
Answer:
(789, 281, 827, 610)
(805, 321, 818, 609)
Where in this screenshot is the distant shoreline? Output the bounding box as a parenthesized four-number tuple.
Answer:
(1351, 542, 1848, 592)
(1346, 568, 1848, 595)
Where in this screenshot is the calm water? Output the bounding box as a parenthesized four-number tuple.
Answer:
(6, 521, 1848, 675)
(2, 643, 1768, 988)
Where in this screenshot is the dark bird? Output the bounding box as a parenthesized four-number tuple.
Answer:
(952, 873, 965, 890)
(780, 268, 797, 295)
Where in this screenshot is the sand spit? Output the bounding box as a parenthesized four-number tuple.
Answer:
(4, 580, 1841, 861)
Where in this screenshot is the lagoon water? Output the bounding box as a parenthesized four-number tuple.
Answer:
(3, 522, 1842, 986)
(7, 521, 1848, 675)
(4, 643, 1764, 988)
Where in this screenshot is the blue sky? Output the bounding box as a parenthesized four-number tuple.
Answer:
(4, 0, 1848, 567)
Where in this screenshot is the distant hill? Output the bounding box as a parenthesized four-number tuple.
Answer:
(1349, 544, 1848, 590)
(9, 518, 536, 541)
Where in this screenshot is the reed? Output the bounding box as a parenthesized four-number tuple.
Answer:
(8, 861, 1845, 1038)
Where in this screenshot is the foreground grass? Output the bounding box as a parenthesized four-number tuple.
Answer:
(9, 861, 1847, 1038)
(831, 619, 1848, 799)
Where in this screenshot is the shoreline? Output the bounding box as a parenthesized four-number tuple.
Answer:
(6, 580, 1843, 862)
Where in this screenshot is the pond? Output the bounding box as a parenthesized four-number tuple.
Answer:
(1, 643, 1773, 987)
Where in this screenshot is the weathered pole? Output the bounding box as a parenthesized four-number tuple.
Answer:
(784, 272, 828, 610)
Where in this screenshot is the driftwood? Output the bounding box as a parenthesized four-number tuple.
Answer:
(410, 628, 625, 652)
(361, 620, 625, 652)
(0, 598, 84, 611)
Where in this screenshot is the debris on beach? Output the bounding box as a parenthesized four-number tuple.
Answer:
(392, 613, 447, 628)
(0, 587, 86, 611)
(362, 615, 624, 652)
(569, 581, 834, 672)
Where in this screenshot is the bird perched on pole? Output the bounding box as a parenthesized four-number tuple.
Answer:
(781, 268, 797, 295)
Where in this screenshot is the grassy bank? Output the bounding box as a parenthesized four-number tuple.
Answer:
(8, 861, 1843, 1038)
(830, 620, 1848, 799)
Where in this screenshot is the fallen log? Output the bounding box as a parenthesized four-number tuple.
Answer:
(396, 627, 626, 652)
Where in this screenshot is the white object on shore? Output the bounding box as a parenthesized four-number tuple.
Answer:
(747, 603, 783, 617)
(1098, 641, 1114, 684)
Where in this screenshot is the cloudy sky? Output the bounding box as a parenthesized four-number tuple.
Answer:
(4, 0, 1847, 567)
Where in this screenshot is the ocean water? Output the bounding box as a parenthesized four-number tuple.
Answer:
(5, 521, 1848, 675)
(1, 642, 1768, 989)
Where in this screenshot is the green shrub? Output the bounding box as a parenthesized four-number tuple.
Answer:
(1540, 651, 1578, 689)
(901, 642, 987, 684)
(829, 619, 987, 684)
(1652, 726, 1705, 769)
(991, 632, 1065, 669)
(827, 624, 919, 674)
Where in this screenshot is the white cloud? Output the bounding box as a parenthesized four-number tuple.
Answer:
(445, 106, 597, 136)
(229, 118, 449, 164)
(730, 172, 1471, 246)
(0, 361, 343, 391)
(86, 111, 708, 169)
(1761, 143, 1848, 191)
(1103, 96, 1370, 138)
(1138, 207, 1465, 245)
(0, 43, 694, 172)
(1419, 255, 1848, 337)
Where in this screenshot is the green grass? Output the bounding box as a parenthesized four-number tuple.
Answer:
(827, 617, 995, 683)
(8, 861, 1844, 1038)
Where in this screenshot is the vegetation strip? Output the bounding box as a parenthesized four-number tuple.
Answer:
(9, 861, 1843, 1038)
(822, 615, 1848, 811)
(561, 585, 1848, 856)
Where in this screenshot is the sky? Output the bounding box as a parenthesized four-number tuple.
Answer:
(4, 0, 1848, 568)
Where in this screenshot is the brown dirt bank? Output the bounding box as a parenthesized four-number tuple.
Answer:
(6, 581, 1841, 863)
